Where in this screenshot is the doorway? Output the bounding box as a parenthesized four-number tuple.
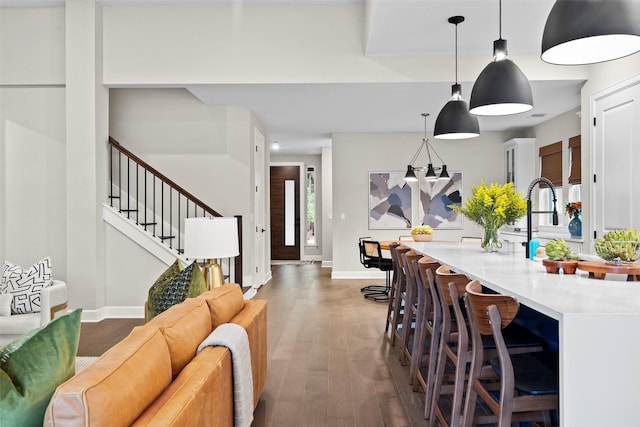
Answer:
(270, 165, 301, 260)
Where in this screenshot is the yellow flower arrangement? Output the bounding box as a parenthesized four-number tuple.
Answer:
(410, 225, 433, 235)
(450, 181, 527, 229)
(450, 181, 527, 250)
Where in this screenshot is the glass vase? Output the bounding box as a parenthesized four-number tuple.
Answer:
(568, 215, 582, 238)
(482, 227, 502, 252)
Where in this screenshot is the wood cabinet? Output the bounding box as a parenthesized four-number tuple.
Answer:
(504, 138, 535, 229)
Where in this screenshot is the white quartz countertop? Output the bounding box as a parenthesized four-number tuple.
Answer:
(404, 241, 640, 320)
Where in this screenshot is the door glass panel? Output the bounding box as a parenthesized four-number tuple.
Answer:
(285, 180, 295, 246)
(306, 166, 316, 246)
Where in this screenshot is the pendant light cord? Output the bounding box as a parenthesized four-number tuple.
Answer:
(424, 115, 434, 164)
(499, 0, 502, 39)
(454, 20, 458, 84)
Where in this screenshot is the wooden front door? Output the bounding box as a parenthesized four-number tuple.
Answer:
(270, 166, 300, 260)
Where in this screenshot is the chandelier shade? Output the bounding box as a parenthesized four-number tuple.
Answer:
(541, 0, 640, 65)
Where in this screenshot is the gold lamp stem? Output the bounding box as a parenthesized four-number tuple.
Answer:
(203, 258, 225, 290)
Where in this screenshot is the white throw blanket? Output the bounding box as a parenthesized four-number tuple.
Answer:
(197, 323, 254, 427)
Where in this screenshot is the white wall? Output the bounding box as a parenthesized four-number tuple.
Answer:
(0, 7, 67, 278)
(0, 88, 67, 274)
(0, 7, 65, 85)
(331, 131, 506, 277)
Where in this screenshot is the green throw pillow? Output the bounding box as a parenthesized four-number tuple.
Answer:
(147, 261, 205, 320)
(147, 259, 184, 320)
(0, 308, 82, 427)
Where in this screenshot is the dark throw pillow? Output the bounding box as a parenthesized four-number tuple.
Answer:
(147, 261, 205, 320)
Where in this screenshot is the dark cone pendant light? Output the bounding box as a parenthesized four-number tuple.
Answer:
(541, 0, 640, 65)
(469, 0, 533, 116)
(434, 16, 480, 139)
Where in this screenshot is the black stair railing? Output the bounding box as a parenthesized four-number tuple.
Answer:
(108, 137, 243, 285)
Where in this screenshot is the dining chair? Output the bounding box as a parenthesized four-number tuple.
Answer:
(358, 238, 393, 301)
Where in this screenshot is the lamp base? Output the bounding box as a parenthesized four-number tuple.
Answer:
(203, 259, 225, 290)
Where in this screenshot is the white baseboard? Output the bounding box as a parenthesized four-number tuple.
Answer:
(78, 306, 144, 322)
(321, 260, 333, 268)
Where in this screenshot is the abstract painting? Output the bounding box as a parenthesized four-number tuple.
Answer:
(369, 172, 412, 229)
(418, 172, 463, 229)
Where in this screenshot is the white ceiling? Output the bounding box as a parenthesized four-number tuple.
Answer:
(185, 0, 585, 154)
(4, 0, 588, 154)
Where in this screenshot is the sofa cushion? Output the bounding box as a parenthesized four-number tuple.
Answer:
(0, 257, 52, 314)
(0, 312, 40, 335)
(147, 261, 206, 321)
(0, 292, 12, 316)
(228, 299, 268, 408)
(149, 297, 212, 378)
(45, 325, 173, 427)
(199, 284, 244, 329)
(0, 308, 81, 427)
(132, 346, 234, 427)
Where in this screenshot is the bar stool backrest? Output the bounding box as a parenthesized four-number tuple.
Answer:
(465, 281, 520, 333)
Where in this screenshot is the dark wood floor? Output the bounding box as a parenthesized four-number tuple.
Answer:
(77, 263, 428, 426)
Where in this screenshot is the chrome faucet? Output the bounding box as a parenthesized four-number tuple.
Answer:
(525, 177, 559, 258)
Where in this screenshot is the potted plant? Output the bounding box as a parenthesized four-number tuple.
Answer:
(542, 238, 579, 274)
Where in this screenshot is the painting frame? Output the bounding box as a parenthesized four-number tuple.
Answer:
(368, 172, 412, 230)
(418, 171, 463, 230)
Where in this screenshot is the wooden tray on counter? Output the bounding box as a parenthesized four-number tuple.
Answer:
(576, 260, 640, 281)
(542, 259, 578, 274)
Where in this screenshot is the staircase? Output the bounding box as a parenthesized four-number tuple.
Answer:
(106, 137, 243, 285)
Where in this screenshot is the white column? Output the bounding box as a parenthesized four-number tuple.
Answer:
(66, 0, 109, 310)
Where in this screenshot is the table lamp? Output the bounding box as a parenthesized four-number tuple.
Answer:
(183, 217, 239, 289)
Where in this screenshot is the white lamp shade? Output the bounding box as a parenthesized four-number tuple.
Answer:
(183, 217, 239, 259)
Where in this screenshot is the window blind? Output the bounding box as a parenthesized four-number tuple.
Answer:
(539, 141, 563, 186)
(568, 135, 581, 184)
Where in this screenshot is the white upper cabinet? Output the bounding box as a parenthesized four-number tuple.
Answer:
(592, 76, 640, 239)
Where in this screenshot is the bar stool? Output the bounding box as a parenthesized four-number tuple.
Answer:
(429, 265, 472, 427)
(462, 280, 559, 427)
(385, 242, 401, 337)
(398, 249, 422, 366)
(409, 257, 440, 390)
(389, 245, 411, 346)
(430, 266, 547, 426)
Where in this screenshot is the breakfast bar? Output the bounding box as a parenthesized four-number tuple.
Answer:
(405, 241, 640, 426)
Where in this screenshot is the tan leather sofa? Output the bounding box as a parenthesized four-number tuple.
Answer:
(44, 284, 266, 426)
